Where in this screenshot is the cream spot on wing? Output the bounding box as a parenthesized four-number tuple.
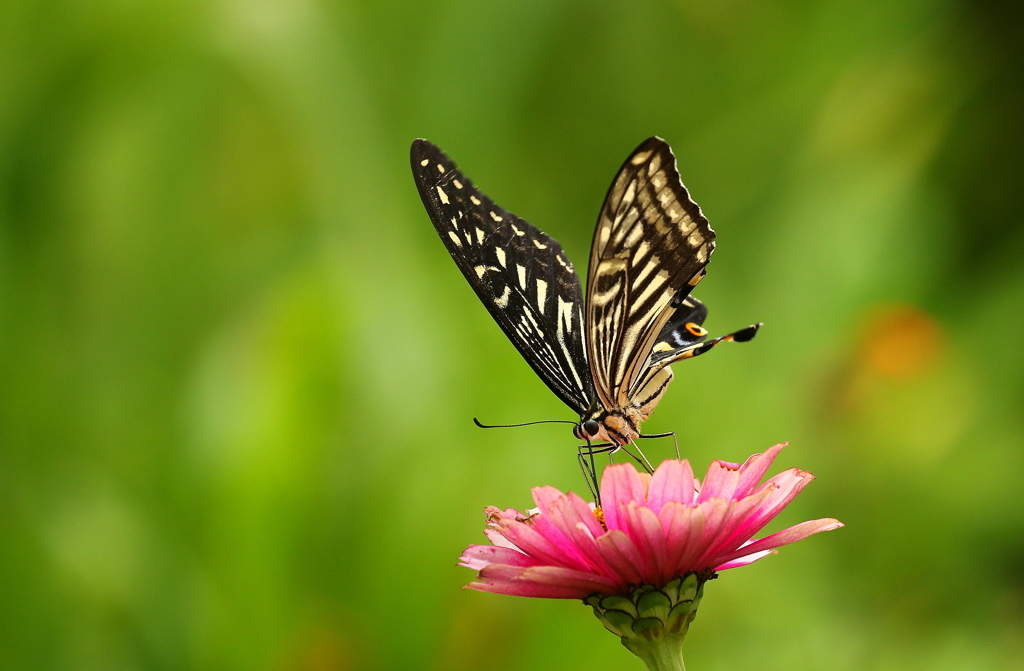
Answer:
(687, 231, 704, 247)
(494, 286, 510, 308)
(647, 153, 662, 175)
(651, 173, 666, 191)
(450, 217, 458, 229)
(475, 265, 499, 278)
(631, 269, 669, 313)
(536, 279, 548, 313)
(631, 149, 653, 165)
(621, 181, 637, 210)
(631, 240, 650, 267)
(419, 159, 429, 167)
(557, 297, 574, 332)
(517, 264, 527, 289)
(696, 243, 708, 263)
(437, 163, 445, 173)
(495, 247, 506, 267)
(532, 239, 547, 250)
(436, 186, 449, 204)
(623, 221, 643, 247)
(677, 214, 695, 234)
(633, 255, 660, 289)
(556, 255, 569, 269)
(599, 224, 611, 247)
(490, 211, 503, 222)
(555, 296, 585, 390)
(453, 179, 463, 189)
(511, 224, 525, 236)
(470, 196, 481, 205)
(476, 228, 485, 245)
(614, 208, 640, 244)
(448, 231, 462, 247)
(591, 277, 623, 307)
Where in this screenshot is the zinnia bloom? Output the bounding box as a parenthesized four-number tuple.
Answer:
(459, 444, 841, 671)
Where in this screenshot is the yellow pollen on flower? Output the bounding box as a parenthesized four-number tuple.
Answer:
(593, 506, 607, 530)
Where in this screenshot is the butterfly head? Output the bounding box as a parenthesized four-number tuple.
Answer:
(573, 419, 602, 441)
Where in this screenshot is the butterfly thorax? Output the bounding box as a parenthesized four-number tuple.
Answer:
(574, 365, 675, 447)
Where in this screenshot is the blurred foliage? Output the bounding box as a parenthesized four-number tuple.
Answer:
(1, 0, 1023, 669)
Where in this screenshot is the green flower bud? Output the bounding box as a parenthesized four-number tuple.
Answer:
(584, 572, 714, 671)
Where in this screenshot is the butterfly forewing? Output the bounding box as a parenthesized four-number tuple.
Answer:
(411, 139, 596, 413)
(585, 137, 716, 409)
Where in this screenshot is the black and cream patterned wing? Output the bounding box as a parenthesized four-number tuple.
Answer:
(585, 137, 716, 409)
(411, 139, 596, 414)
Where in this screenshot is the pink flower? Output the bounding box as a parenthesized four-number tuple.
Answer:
(460, 444, 842, 599)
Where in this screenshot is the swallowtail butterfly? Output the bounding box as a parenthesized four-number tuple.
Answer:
(411, 138, 759, 461)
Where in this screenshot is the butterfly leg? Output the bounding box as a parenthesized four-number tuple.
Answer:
(638, 431, 680, 460)
(619, 441, 654, 474)
(578, 442, 615, 504)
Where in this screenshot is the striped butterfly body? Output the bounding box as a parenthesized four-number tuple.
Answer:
(411, 137, 759, 460)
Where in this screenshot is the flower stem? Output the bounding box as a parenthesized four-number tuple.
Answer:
(627, 636, 686, 671)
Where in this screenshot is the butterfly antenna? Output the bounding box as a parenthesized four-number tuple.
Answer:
(473, 418, 578, 429)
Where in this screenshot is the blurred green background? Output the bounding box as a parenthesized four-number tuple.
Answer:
(2, 0, 1023, 669)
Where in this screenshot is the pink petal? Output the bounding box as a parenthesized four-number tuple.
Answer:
(531, 486, 567, 516)
(483, 528, 522, 551)
(458, 545, 536, 570)
(715, 549, 774, 570)
(671, 503, 710, 575)
(546, 495, 621, 581)
(468, 564, 618, 599)
(693, 485, 775, 567)
(492, 518, 588, 571)
(599, 463, 647, 533)
(564, 491, 606, 538)
(694, 497, 731, 556)
(713, 518, 843, 566)
(620, 502, 667, 583)
(737, 469, 815, 539)
(466, 579, 584, 599)
(516, 565, 619, 594)
(467, 565, 588, 599)
(647, 460, 695, 513)
(658, 502, 699, 576)
(697, 460, 741, 503)
(595, 529, 645, 584)
(733, 443, 786, 499)
(525, 488, 594, 570)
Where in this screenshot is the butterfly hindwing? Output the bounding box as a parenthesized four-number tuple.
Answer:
(411, 139, 596, 413)
(585, 137, 717, 408)
(644, 294, 761, 384)
(653, 295, 709, 358)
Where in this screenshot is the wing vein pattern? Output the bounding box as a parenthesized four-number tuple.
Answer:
(411, 139, 596, 414)
(585, 137, 717, 409)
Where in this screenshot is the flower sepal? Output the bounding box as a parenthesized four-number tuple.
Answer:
(586, 571, 714, 671)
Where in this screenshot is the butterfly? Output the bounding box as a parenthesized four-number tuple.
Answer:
(411, 137, 759, 469)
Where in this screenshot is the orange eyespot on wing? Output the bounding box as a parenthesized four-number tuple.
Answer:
(685, 322, 707, 338)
